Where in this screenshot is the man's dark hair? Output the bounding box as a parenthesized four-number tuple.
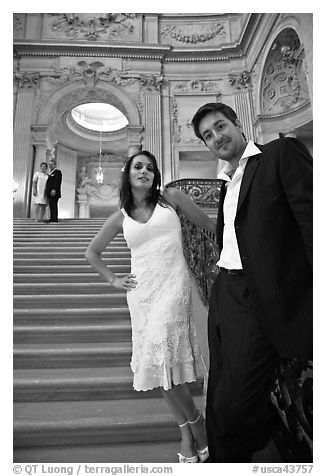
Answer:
(191, 102, 239, 141)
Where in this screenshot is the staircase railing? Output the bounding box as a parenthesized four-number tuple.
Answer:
(165, 178, 224, 306)
(165, 177, 312, 462)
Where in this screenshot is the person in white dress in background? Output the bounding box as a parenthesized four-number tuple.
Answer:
(32, 162, 49, 222)
(86, 150, 216, 463)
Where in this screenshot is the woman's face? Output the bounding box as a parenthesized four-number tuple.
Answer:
(40, 164, 47, 174)
(129, 155, 155, 191)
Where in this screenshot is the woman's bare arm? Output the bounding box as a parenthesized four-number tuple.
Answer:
(85, 210, 136, 290)
(163, 188, 216, 234)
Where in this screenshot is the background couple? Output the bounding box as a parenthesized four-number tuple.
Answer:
(32, 159, 62, 223)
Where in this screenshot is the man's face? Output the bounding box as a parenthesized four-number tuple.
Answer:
(198, 111, 247, 163)
(49, 161, 55, 171)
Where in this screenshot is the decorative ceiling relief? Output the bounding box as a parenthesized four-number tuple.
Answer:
(161, 21, 227, 46)
(13, 14, 25, 39)
(44, 62, 162, 93)
(228, 71, 252, 90)
(44, 13, 140, 42)
(173, 80, 222, 96)
(261, 28, 309, 114)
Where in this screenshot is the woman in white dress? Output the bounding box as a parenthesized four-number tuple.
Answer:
(32, 162, 49, 222)
(86, 151, 216, 463)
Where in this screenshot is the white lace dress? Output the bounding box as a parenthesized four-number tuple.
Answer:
(121, 203, 202, 391)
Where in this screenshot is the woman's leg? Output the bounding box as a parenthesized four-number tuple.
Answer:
(35, 205, 41, 222)
(161, 383, 207, 457)
(39, 204, 46, 222)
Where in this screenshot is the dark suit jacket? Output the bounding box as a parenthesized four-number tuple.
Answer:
(216, 138, 312, 359)
(45, 169, 62, 199)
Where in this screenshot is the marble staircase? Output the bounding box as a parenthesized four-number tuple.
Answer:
(13, 219, 205, 463)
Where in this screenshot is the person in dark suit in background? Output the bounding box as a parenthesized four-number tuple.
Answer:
(45, 159, 62, 223)
(191, 102, 312, 462)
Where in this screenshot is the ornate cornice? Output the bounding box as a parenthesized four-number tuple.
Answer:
(13, 41, 171, 60)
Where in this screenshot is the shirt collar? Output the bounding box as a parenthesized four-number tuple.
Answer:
(217, 140, 261, 180)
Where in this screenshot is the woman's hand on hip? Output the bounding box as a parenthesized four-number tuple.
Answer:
(111, 274, 137, 290)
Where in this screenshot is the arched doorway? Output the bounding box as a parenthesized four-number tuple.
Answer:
(30, 80, 142, 218)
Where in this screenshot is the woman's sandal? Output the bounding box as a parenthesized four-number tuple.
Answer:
(177, 421, 199, 463)
(188, 412, 209, 463)
(177, 453, 199, 463)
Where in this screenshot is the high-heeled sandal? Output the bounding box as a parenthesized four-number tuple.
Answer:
(177, 453, 199, 463)
(188, 412, 209, 463)
(177, 421, 199, 463)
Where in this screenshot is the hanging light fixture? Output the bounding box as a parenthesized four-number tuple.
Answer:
(95, 131, 104, 184)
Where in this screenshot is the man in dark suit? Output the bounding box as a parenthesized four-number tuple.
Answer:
(191, 103, 312, 462)
(45, 159, 62, 223)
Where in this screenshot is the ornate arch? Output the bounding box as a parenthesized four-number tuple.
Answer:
(36, 79, 141, 143)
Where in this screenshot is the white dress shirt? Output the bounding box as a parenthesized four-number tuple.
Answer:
(217, 141, 261, 270)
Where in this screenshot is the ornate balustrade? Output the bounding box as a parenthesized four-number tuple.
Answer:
(166, 177, 312, 462)
(165, 178, 223, 305)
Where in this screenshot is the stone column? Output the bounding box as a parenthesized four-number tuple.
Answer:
(233, 90, 255, 142)
(32, 125, 50, 170)
(56, 144, 78, 219)
(13, 73, 39, 217)
(143, 92, 162, 170)
(299, 14, 313, 106)
(229, 71, 255, 142)
(127, 125, 144, 157)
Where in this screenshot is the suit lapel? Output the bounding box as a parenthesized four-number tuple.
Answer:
(236, 153, 261, 213)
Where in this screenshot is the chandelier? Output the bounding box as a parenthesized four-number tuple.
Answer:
(95, 131, 104, 184)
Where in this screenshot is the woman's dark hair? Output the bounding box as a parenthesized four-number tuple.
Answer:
(40, 162, 47, 168)
(191, 102, 240, 141)
(120, 150, 170, 216)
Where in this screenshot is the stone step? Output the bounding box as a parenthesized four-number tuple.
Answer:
(13, 251, 130, 260)
(13, 273, 123, 283)
(13, 224, 107, 230)
(14, 321, 131, 344)
(13, 230, 122, 236)
(13, 245, 128, 252)
(13, 282, 129, 295)
(14, 264, 131, 274)
(13, 257, 131, 266)
(13, 396, 205, 448)
(13, 238, 125, 245)
(13, 219, 106, 223)
(13, 307, 130, 325)
(13, 293, 127, 309)
(14, 342, 132, 369)
(13, 367, 203, 402)
(13, 440, 181, 463)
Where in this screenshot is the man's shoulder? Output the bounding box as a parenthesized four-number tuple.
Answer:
(257, 137, 308, 153)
